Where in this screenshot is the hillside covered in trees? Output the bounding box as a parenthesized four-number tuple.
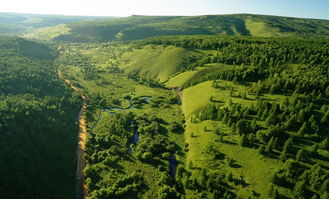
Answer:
(0, 36, 81, 198)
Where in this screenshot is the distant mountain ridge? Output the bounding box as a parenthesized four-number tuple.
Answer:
(49, 13, 329, 42)
(1, 13, 329, 41)
(0, 12, 115, 34)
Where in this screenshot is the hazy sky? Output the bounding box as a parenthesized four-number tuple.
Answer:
(1, 0, 329, 19)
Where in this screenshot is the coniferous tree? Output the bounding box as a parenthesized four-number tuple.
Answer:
(239, 134, 248, 147)
(320, 138, 329, 150)
(310, 121, 319, 135)
(222, 112, 229, 123)
(261, 108, 269, 121)
(279, 150, 287, 162)
(283, 138, 293, 154)
(270, 85, 276, 94)
(296, 149, 304, 162)
(320, 110, 329, 124)
(285, 114, 296, 129)
(258, 145, 265, 155)
(214, 127, 221, 135)
(228, 98, 233, 106)
(282, 97, 289, 107)
(297, 109, 306, 123)
(233, 76, 238, 84)
(325, 85, 329, 98)
(251, 118, 258, 133)
(308, 115, 316, 123)
(310, 143, 318, 155)
(294, 180, 307, 198)
(265, 114, 277, 126)
(272, 187, 279, 199)
(320, 179, 329, 194)
(255, 88, 261, 99)
(297, 122, 308, 136)
(316, 93, 322, 101)
(256, 109, 263, 119)
(265, 137, 275, 154)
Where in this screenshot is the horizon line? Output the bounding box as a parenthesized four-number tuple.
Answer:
(1, 11, 329, 21)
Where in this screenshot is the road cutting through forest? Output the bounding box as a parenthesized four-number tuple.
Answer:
(57, 71, 88, 199)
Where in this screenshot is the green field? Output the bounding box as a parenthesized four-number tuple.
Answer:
(119, 45, 203, 82)
(182, 80, 286, 197)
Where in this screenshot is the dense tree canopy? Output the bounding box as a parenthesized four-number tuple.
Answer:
(0, 36, 80, 198)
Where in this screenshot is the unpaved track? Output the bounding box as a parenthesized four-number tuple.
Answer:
(57, 71, 88, 199)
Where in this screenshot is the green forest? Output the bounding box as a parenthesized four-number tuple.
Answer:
(0, 36, 81, 198)
(0, 12, 329, 199)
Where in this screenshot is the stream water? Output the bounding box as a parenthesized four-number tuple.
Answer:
(127, 131, 139, 152)
(103, 97, 150, 151)
(169, 154, 178, 178)
(98, 96, 177, 177)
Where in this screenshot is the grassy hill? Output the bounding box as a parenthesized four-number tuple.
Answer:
(118, 45, 204, 82)
(38, 14, 329, 42)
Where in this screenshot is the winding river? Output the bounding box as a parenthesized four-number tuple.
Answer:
(95, 96, 178, 177)
(100, 96, 152, 152)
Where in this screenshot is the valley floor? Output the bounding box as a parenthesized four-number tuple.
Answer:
(55, 40, 329, 199)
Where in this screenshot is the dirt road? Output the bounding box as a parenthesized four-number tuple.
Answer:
(57, 71, 89, 199)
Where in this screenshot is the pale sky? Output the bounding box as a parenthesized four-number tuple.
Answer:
(1, 0, 329, 19)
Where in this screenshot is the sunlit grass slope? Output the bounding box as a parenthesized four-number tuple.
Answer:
(23, 24, 71, 41)
(181, 80, 288, 198)
(119, 45, 203, 82)
(245, 18, 284, 37)
(165, 70, 199, 88)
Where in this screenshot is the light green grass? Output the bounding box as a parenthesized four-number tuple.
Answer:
(218, 137, 285, 197)
(245, 18, 283, 37)
(165, 70, 199, 88)
(165, 63, 229, 88)
(119, 45, 203, 82)
(182, 80, 255, 117)
(181, 80, 289, 198)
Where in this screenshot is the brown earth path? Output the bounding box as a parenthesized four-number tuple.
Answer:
(57, 71, 89, 199)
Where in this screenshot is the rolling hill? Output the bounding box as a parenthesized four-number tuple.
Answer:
(31, 14, 329, 42)
(118, 45, 204, 82)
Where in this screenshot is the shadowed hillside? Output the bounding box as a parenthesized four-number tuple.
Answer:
(40, 14, 329, 42)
